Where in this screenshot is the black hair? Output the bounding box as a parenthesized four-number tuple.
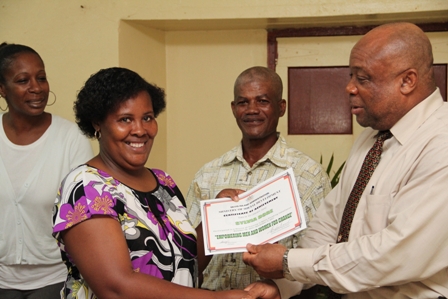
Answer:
(75, 67, 166, 138)
(0, 42, 42, 84)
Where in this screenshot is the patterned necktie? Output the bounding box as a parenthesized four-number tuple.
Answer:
(327, 130, 393, 299)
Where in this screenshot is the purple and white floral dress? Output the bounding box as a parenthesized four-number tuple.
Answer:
(53, 165, 197, 299)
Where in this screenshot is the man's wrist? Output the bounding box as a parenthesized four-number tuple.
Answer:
(282, 248, 295, 281)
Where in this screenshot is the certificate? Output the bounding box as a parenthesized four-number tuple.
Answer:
(200, 168, 306, 255)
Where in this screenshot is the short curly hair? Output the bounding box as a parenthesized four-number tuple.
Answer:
(75, 67, 166, 138)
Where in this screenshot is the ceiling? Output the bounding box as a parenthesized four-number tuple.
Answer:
(130, 10, 448, 31)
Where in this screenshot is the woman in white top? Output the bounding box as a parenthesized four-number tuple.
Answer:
(0, 42, 93, 299)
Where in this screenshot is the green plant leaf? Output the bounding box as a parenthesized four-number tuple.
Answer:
(321, 153, 345, 188)
(326, 153, 334, 175)
(331, 161, 345, 187)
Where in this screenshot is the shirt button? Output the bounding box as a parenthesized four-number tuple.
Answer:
(247, 171, 252, 175)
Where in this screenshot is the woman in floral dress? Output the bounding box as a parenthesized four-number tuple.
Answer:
(52, 67, 251, 299)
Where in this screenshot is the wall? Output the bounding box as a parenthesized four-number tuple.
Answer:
(1, 0, 447, 192)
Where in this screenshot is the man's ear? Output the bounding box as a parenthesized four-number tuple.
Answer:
(231, 101, 237, 117)
(400, 69, 418, 95)
(279, 99, 286, 117)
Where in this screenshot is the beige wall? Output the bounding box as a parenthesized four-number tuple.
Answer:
(1, 0, 447, 192)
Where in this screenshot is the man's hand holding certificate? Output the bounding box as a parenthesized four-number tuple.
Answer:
(200, 168, 306, 255)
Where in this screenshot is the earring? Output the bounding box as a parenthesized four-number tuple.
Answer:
(94, 130, 101, 140)
(47, 91, 57, 106)
(0, 95, 7, 112)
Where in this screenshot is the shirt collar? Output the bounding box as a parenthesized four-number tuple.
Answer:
(391, 88, 444, 145)
(221, 133, 289, 168)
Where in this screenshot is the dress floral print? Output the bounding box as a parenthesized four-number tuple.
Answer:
(53, 165, 197, 299)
